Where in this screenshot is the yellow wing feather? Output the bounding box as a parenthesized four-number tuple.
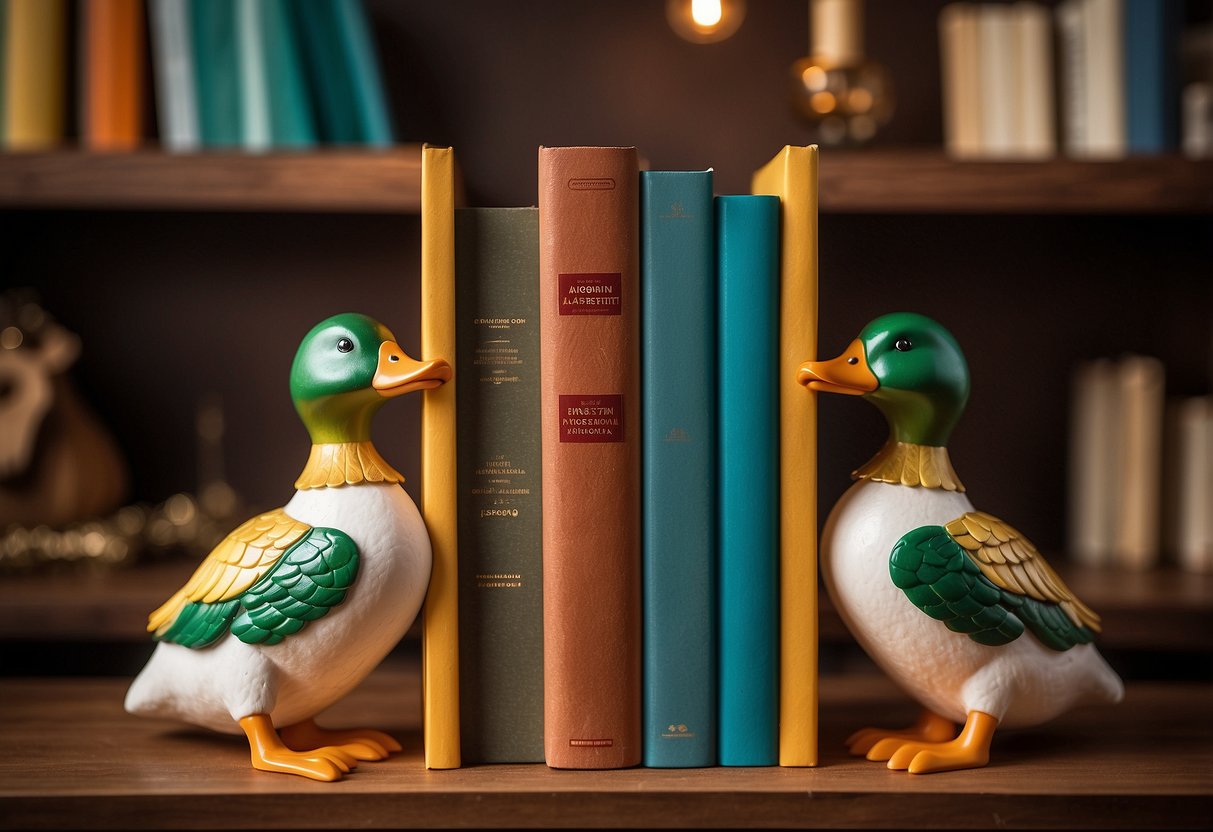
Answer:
(146, 509, 312, 636)
(945, 510, 1102, 632)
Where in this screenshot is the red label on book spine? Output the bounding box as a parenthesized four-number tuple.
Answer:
(558, 273, 622, 316)
(559, 394, 624, 443)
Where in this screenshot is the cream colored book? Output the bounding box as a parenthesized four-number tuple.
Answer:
(1083, 0, 1127, 158)
(1113, 355, 1165, 570)
(420, 144, 461, 769)
(751, 145, 819, 767)
(939, 3, 983, 158)
(1177, 397, 1213, 573)
(1068, 358, 1118, 568)
(1013, 1, 1056, 158)
(978, 3, 1017, 158)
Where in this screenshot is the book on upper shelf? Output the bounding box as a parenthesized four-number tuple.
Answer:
(715, 193, 779, 768)
(3, 0, 67, 150)
(1124, 0, 1181, 154)
(80, 0, 145, 151)
(420, 144, 460, 770)
(235, 0, 317, 151)
(751, 144, 819, 768)
(292, 0, 392, 146)
(454, 205, 545, 765)
(190, 0, 242, 147)
(538, 145, 642, 770)
(640, 169, 717, 769)
(149, 0, 200, 152)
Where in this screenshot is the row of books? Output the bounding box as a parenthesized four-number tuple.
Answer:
(1067, 355, 1213, 573)
(0, 0, 392, 152)
(939, 0, 1209, 160)
(416, 144, 821, 769)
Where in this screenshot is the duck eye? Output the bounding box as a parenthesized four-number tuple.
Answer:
(336, 338, 354, 353)
(894, 337, 913, 352)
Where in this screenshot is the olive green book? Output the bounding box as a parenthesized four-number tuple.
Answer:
(455, 206, 544, 763)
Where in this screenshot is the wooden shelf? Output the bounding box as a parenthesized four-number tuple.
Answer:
(1, 148, 1210, 214)
(0, 147, 423, 213)
(1, 658, 1208, 830)
(3, 558, 1207, 654)
(817, 150, 1213, 214)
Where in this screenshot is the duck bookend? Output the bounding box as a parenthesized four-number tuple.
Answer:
(800, 312, 1124, 775)
(125, 313, 451, 782)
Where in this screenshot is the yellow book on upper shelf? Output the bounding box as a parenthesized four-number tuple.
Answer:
(751, 144, 820, 767)
(421, 143, 461, 769)
(3, 0, 67, 149)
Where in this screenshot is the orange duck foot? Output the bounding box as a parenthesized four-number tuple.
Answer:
(280, 717, 403, 762)
(866, 710, 998, 775)
(847, 708, 957, 756)
(239, 714, 359, 782)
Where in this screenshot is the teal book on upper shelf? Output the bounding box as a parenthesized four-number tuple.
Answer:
(190, 0, 241, 147)
(292, 0, 392, 146)
(640, 169, 718, 769)
(716, 193, 780, 767)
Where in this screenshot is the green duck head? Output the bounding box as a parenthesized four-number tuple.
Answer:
(290, 312, 451, 445)
(797, 312, 970, 447)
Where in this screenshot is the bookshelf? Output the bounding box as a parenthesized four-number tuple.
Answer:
(1, 148, 1210, 214)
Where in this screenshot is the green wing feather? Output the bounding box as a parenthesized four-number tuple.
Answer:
(891, 515, 1098, 652)
(231, 528, 359, 645)
(155, 525, 359, 649)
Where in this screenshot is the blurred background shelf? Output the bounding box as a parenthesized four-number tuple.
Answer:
(0, 147, 424, 213)
(0, 149, 1209, 214)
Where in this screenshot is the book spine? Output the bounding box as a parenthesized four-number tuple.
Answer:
(82, 0, 144, 151)
(1014, 1, 1056, 159)
(190, 0, 241, 147)
(1113, 355, 1164, 570)
(332, 0, 392, 146)
(421, 144, 461, 769)
(1177, 397, 1213, 573)
(640, 170, 716, 769)
(978, 3, 1016, 158)
(1067, 358, 1117, 568)
(235, 0, 271, 152)
(455, 207, 545, 764)
(715, 194, 779, 767)
(3, 0, 66, 149)
(538, 146, 641, 770)
(149, 0, 200, 152)
(939, 3, 983, 159)
(1084, 0, 1126, 158)
(1055, 0, 1088, 155)
(751, 145, 819, 768)
(1125, 0, 1180, 154)
(262, 0, 315, 148)
(291, 0, 358, 143)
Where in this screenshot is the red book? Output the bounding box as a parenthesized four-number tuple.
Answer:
(538, 146, 642, 769)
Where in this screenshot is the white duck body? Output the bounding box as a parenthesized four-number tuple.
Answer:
(821, 478, 1124, 730)
(124, 482, 431, 735)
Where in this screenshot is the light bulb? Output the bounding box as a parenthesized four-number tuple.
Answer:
(667, 0, 746, 44)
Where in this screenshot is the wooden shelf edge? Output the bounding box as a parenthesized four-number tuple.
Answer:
(818, 150, 1213, 214)
(0, 147, 424, 213)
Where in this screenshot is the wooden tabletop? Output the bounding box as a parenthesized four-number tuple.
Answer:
(1, 656, 1209, 830)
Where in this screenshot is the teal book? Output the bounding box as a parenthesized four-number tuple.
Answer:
(640, 170, 717, 768)
(292, 0, 391, 145)
(261, 0, 316, 148)
(190, 0, 241, 147)
(715, 194, 779, 767)
(455, 207, 545, 764)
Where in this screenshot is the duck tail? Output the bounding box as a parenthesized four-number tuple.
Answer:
(1087, 650, 1126, 705)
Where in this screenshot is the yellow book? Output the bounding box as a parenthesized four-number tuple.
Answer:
(421, 144, 460, 769)
(751, 145, 819, 767)
(3, 0, 67, 149)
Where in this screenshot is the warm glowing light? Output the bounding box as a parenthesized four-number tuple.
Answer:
(691, 0, 723, 28)
(667, 0, 745, 43)
(810, 91, 837, 114)
(848, 87, 873, 113)
(800, 65, 828, 92)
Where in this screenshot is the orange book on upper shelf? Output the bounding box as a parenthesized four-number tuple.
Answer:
(81, 0, 145, 151)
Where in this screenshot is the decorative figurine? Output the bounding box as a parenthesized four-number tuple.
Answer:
(125, 313, 451, 781)
(800, 312, 1124, 774)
